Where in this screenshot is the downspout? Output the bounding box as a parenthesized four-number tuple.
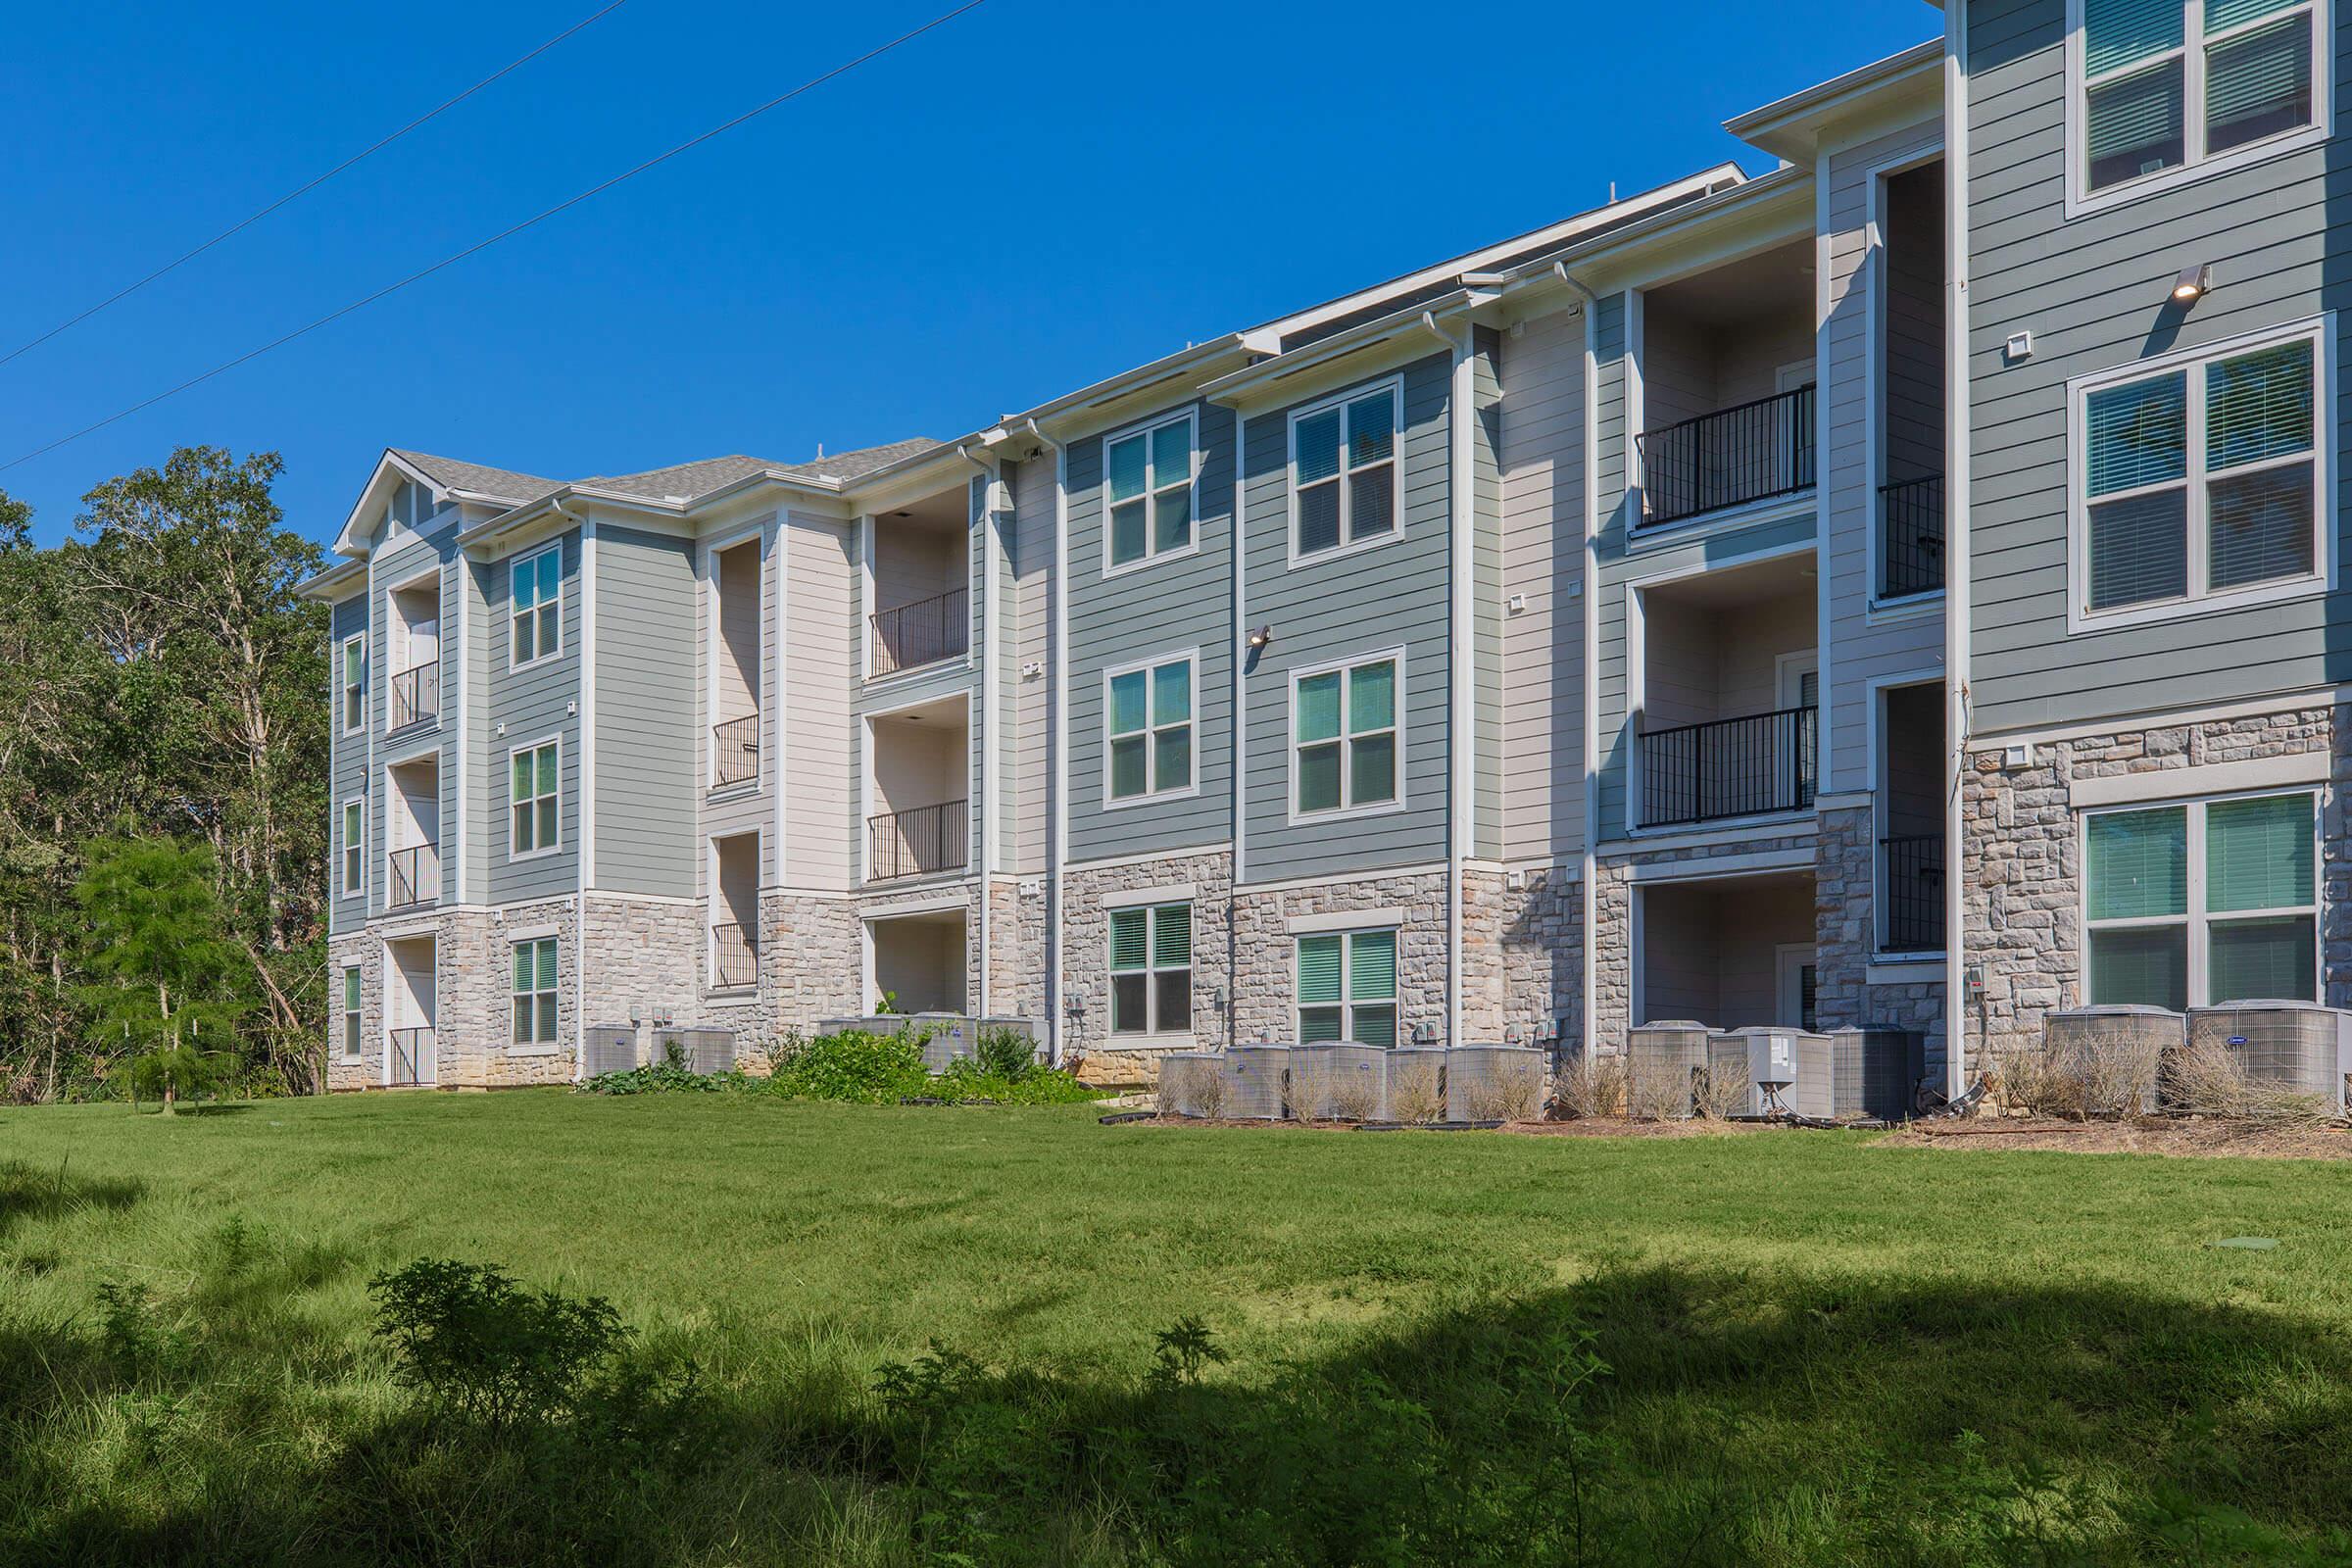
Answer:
(548, 495, 590, 1080)
(1022, 416, 1069, 1065)
(1428, 309, 1476, 1048)
(1554, 263, 1604, 1065)
(1941, 5, 1973, 1102)
(954, 441, 997, 1018)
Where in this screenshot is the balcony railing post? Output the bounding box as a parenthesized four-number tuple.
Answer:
(711, 714, 760, 789)
(868, 587, 970, 677)
(1639, 706, 1820, 828)
(1636, 384, 1817, 528)
(865, 799, 970, 881)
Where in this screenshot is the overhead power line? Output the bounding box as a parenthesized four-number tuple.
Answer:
(0, 0, 635, 372)
(0, 0, 991, 476)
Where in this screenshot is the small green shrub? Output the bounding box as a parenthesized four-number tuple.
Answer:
(974, 1026, 1039, 1080)
(931, 1058, 1101, 1105)
(368, 1258, 627, 1428)
(763, 1030, 931, 1104)
(577, 1060, 736, 1096)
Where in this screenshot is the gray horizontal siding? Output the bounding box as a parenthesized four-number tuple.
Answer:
(486, 529, 583, 904)
(1066, 398, 1237, 862)
(596, 525, 697, 899)
(328, 592, 369, 937)
(1472, 326, 1504, 862)
(1242, 351, 1454, 884)
(1964, 0, 2352, 734)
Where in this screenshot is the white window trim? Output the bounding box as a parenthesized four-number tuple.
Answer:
(2064, 0, 2330, 219)
(2079, 787, 2322, 1008)
(509, 541, 564, 670)
(1293, 927, 1400, 1045)
(507, 735, 563, 862)
(340, 634, 367, 737)
(1286, 647, 1408, 826)
(1100, 409, 1201, 579)
(2066, 315, 2333, 634)
(1107, 901, 1193, 1038)
(1101, 648, 1201, 809)
(341, 797, 366, 901)
(509, 935, 561, 1051)
(340, 963, 364, 1060)
(1286, 374, 1405, 569)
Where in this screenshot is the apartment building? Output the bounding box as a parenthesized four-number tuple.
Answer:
(308, 0, 2337, 1100)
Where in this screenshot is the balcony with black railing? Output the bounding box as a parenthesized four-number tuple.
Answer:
(711, 713, 760, 790)
(389, 1027, 436, 1087)
(1879, 475, 1944, 599)
(1639, 706, 1818, 829)
(386, 844, 439, 909)
(388, 661, 439, 732)
(1637, 384, 1816, 528)
(867, 799, 969, 882)
(710, 921, 758, 990)
(870, 587, 968, 678)
(1880, 834, 1945, 955)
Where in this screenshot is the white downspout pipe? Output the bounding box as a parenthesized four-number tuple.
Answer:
(1022, 416, 1069, 1065)
(1941, 7, 1974, 1102)
(953, 442, 997, 1018)
(1554, 263, 1604, 1065)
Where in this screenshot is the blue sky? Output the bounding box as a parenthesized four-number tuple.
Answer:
(1, 0, 1938, 547)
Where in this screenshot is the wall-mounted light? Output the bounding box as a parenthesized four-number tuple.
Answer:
(1247, 625, 1274, 650)
(2171, 264, 2213, 304)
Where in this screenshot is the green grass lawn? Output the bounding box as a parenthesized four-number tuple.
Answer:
(6, 1092, 2352, 1564)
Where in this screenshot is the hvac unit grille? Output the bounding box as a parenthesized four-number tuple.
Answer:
(1289, 1043, 1388, 1122)
(2040, 1005, 2180, 1114)
(1710, 1027, 1836, 1118)
(655, 1028, 736, 1074)
(1445, 1045, 1544, 1122)
(2185, 1002, 2352, 1110)
(584, 1025, 639, 1076)
(1626, 1021, 1712, 1119)
(1825, 1029, 1927, 1122)
(1158, 1053, 1224, 1118)
(1385, 1047, 1448, 1124)
(1219, 1045, 1290, 1120)
(911, 1015, 976, 1074)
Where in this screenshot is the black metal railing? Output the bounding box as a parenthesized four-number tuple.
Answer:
(869, 587, 968, 677)
(1881, 834, 1946, 954)
(1879, 475, 1944, 599)
(711, 713, 760, 789)
(867, 799, 969, 881)
(388, 661, 439, 731)
(710, 922, 758, 990)
(386, 844, 439, 908)
(1640, 706, 1818, 828)
(1637, 384, 1816, 526)
(389, 1027, 435, 1087)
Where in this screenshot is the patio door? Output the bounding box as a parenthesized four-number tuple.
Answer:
(1776, 945, 1818, 1032)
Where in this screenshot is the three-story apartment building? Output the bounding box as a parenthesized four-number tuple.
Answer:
(311, 2, 2339, 1101)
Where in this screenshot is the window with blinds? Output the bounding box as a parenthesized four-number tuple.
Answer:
(342, 965, 364, 1060)
(1105, 655, 1195, 803)
(511, 938, 560, 1047)
(1294, 655, 1400, 817)
(1291, 379, 1401, 562)
(2083, 791, 2315, 1007)
(1104, 412, 1196, 570)
(2076, 0, 2321, 201)
(2078, 326, 2321, 618)
(1109, 903, 1191, 1036)
(1296, 929, 1398, 1049)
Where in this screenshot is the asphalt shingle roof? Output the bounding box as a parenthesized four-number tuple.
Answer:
(389, 449, 561, 504)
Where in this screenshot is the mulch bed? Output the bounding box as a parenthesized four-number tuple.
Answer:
(1878, 1115, 2352, 1161)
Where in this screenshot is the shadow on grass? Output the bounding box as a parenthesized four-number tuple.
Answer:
(0, 1160, 143, 1243)
(6, 1257, 2352, 1565)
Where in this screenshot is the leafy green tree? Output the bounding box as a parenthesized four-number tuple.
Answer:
(75, 836, 251, 1112)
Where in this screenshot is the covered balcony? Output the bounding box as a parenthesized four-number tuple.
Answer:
(1876, 158, 1947, 600)
(1636, 240, 1817, 528)
(709, 831, 760, 991)
(386, 575, 441, 733)
(1638, 870, 1819, 1032)
(1633, 552, 1816, 829)
(868, 907, 966, 1016)
(386, 933, 438, 1087)
(866, 695, 969, 882)
(709, 534, 761, 791)
(384, 754, 441, 910)
(868, 486, 969, 678)
(1877, 680, 1947, 956)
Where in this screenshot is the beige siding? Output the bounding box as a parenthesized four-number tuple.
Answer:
(783, 514, 857, 890)
(1006, 457, 1053, 873)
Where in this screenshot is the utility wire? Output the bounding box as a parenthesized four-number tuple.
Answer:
(0, 0, 635, 371)
(0, 0, 990, 475)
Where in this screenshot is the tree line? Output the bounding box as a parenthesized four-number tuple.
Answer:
(0, 446, 327, 1102)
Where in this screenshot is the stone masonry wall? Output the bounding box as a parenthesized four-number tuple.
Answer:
(1060, 851, 1236, 1080)
(324, 933, 379, 1092)
(1231, 868, 1449, 1047)
(760, 893, 864, 1040)
(473, 901, 578, 1088)
(1962, 704, 2341, 1075)
(989, 875, 1046, 1028)
(1591, 830, 1815, 1054)
(1816, 799, 1947, 1091)
(1468, 865, 1582, 1046)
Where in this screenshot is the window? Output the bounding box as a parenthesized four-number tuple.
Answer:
(1105, 655, 1194, 803)
(2077, 326, 2322, 621)
(341, 965, 363, 1059)
(1297, 929, 1397, 1048)
(1109, 903, 1190, 1036)
(341, 800, 364, 898)
(1294, 655, 1399, 816)
(1291, 382, 1399, 560)
(510, 741, 560, 858)
(510, 544, 562, 666)
(340, 635, 366, 733)
(2075, 0, 2322, 202)
(1104, 414, 1195, 569)
(511, 938, 560, 1047)
(2083, 790, 2316, 1007)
